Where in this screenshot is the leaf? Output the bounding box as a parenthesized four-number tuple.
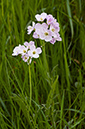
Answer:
(0, 97, 10, 116)
(66, 0, 74, 38)
(70, 117, 85, 129)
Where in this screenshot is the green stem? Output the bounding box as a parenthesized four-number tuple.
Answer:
(29, 65, 32, 107)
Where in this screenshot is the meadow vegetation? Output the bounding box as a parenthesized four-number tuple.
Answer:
(0, 0, 85, 128)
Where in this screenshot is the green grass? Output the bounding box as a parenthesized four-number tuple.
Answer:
(0, 0, 85, 128)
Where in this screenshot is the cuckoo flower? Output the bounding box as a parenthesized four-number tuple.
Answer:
(50, 33, 62, 44)
(34, 23, 52, 42)
(28, 47, 42, 58)
(46, 14, 55, 25)
(35, 12, 47, 22)
(18, 45, 28, 55)
(50, 24, 60, 37)
(24, 41, 35, 50)
(12, 41, 42, 65)
(27, 12, 62, 44)
(34, 23, 43, 36)
(34, 23, 48, 34)
(33, 32, 40, 39)
(12, 12, 62, 66)
(12, 44, 23, 56)
(27, 22, 35, 35)
(39, 28, 52, 42)
(50, 38, 56, 44)
(21, 54, 30, 62)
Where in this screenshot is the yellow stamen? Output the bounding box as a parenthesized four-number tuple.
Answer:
(33, 51, 36, 54)
(44, 32, 48, 36)
(23, 50, 26, 53)
(52, 28, 55, 32)
(25, 57, 27, 59)
(40, 17, 43, 20)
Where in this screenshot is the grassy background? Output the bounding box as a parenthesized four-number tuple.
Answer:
(0, 0, 85, 128)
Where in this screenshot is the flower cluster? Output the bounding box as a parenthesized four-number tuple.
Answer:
(12, 41, 42, 65)
(27, 12, 62, 44)
(12, 12, 62, 65)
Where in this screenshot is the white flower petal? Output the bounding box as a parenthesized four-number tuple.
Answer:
(36, 47, 42, 54)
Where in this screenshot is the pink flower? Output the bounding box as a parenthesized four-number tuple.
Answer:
(52, 22, 59, 30)
(21, 54, 32, 65)
(53, 33, 60, 39)
(35, 23, 48, 33)
(24, 41, 35, 49)
(41, 23, 48, 29)
(21, 54, 30, 62)
(27, 22, 35, 34)
(34, 23, 52, 42)
(46, 14, 55, 25)
(39, 28, 52, 42)
(28, 47, 42, 58)
(55, 36, 62, 41)
(33, 32, 40, 39)
(12, 44, 22, 56)
(18, 45, 28, 55)
(50, 24, 60, 37)
(34, 23, 43, 34)
(50, 33, 62, 43)
(52, 33, 62, 42)
(35, 12, 47, 22)
(50, 38, 56, 44)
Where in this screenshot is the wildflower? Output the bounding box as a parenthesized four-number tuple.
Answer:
(24, 41, 35, 50)
(12, 12, 62, 66)
(34, 23, 43, 34)
(12, 44, 22, 56)
(18, 45, 28, 55)
(33, 32, 40, 39)
(12, 45, 28, 56)
(34, 23, 52, 42)
(41, 23, 48, 29)
(12, 40, 42, 65)
(27, 21, 35, 35)
(54, 33, 62, 41)
(55, 36, 62, 41)
(46, 14, 55, 25)
(34, 23, 48, 34)
(35, 12, 47, 22)
(50, 38, 56, 44)
(52, 22, 60, 30)
(21, 54, 30, 62)
(50, 24, 60, 37)
(40, 29, 52, 42)
(28, 47, 42, 58)
(21, 54, 32, 65)
(27, 13, 62, 43)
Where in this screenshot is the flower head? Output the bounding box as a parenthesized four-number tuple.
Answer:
(12, 12, 62, 66)
(12, 40, 42, 65)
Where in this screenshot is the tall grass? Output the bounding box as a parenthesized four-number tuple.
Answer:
(0, 0, 85, 128)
